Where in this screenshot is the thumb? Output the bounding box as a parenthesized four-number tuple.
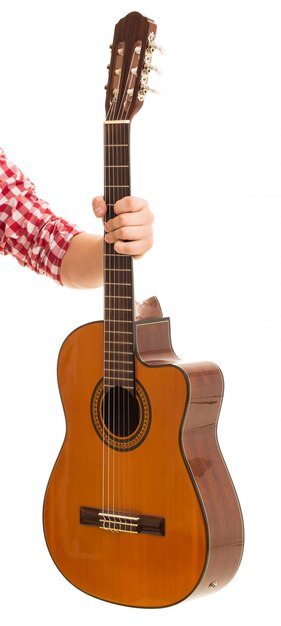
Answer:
(92, 196, 107, 218)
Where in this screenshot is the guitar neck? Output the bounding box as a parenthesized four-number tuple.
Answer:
(103, 120, 135, 394)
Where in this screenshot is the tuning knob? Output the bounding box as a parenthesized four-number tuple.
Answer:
(146, 85, 160, 94)
(154, 44, 167, 55)
(138, 84, 160, 101)
(144, 63, 162, 75)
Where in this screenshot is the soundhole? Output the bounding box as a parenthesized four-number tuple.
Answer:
(91, 379, 151, 452)
(102, 386, 139, 438)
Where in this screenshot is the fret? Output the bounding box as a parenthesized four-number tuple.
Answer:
(104, 253, 130, 257)
(104, 339, 132, 346)
(104, 359, 133, 365)
(104, 266, 132, 272)
(104, 383, 134, 391)
(104, 328, 133, 334)
(104, 294, 132, 300)
(104, 165, 129, 168)
(104, 367, 133, 373)
(104, 267, 131, 272)
(104, 260, 131, 265)
(104, 269, 131, 273)
(105, 321, 132, 326)
(105, 307, 132, 311)
(104, 143, 128, 147)
(104, 163, 129, 169)
(104, 350, 132, 355)
(104, 373, 134, 380)
(105, 269, 131, 274)
(104, 379, 134, 387)
(104, 185, 130, 188)
(104, 282, 131, 286)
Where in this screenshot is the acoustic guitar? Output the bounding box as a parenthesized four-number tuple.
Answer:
(43, 11, 244, 608)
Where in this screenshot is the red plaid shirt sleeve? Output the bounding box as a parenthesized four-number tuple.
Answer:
(0, 147, 82, 284)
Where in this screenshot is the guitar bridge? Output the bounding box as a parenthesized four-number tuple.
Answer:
(99, 512, 139, 534)
(80, 507, 165, 536)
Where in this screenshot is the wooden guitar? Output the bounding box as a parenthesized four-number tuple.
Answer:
(43, 11, 244, 607)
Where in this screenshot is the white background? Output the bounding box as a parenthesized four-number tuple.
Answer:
(1, 0, 280, 623)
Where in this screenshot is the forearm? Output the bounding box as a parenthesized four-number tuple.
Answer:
(60, 233, 104, 288)
(1, 148, 153, 286)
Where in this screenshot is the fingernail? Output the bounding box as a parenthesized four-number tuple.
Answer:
(95, 206, 103, 216)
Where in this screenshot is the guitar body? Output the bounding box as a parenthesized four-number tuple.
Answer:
(43, 307, 244, 607)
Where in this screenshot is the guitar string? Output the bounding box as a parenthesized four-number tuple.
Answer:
(108, 89, 121, 528)
(110, 118, 114, 527)
(118, 72, 130, 528)
(114, 73, 123, 524)
(104, 96, 115, 526)
(111, 92, 121, 529)
(111, 99, 117, 528)
(126, 66, 136, 530)
(107, 107, 112, 526)
(120, 64, 135, 530)
(123, 91, 131, 529)
(118, 53, 139, 530)
(121, 116, 127, 523)
(102, 112, 107, 521)
(108, 74, 130, 527)
(110, 113, 119, 529)
(103, 50, 139, 530)
(103, 117, 106, 521)
(117, 118, 122, 523)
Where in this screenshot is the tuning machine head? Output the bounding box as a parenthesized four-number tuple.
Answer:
(138, 32, 164, 101)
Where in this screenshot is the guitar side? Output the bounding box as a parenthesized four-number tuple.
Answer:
(136, 304, 244, 596)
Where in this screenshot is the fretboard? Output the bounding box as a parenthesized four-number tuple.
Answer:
(103, 120, 135, 394)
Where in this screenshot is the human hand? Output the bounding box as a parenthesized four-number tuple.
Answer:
(92, 196, 153, 258)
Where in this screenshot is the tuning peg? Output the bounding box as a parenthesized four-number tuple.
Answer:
(146, 85, 160, 94)
(138, 84, 160, 101)
(144, 63, 162, 75)
(155, 44, 167, 55)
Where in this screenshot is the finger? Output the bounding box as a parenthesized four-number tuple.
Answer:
(104, 210, 150, 232)
(114, 196, 147, 215)
(104, 224, 151, 244)
(113, 236, 153, 257)
(105, 199, 153, 233)
(92, 196, 107, 218)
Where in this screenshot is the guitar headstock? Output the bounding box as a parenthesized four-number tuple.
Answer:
(105, 12, 158, 121)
